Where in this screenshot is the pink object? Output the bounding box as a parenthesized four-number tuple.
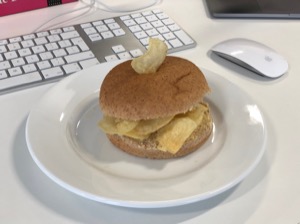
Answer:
(0, 0, 78, 17)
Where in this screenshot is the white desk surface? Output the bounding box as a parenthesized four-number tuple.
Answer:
(1, 0, 300, 223)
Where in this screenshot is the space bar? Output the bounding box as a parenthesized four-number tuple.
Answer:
(0, 72, 42, 91)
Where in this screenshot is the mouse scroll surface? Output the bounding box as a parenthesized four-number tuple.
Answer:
(211, 38, 289, 78)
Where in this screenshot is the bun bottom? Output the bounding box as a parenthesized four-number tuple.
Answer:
(107, 112, 213, 159)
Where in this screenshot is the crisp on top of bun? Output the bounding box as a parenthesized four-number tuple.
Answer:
(99, 56, 210, 121)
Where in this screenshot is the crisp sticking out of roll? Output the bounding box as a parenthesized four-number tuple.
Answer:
(98, 39, 212, 159)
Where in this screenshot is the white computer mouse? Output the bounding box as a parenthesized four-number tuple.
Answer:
(211, 38, 289, 78)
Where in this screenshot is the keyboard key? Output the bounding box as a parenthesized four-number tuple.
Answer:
(37, 31, 49, 37)
(25, 55, 40, 63)
(96, 25, 109, 32)
(50, 28, 63, 35)
(72, 38, 89, 51)
(0, 40, 8, 45)
(134, 31, 148, 39)
(157, 26, 170, 34)
(113, 29, 126, 36)
(168, 24, 180, 31)
(37, 60, 51, 70)
(48, 34, 61, 43)
(51, 58, 65, 67)
(108, 23, 120, 30)
(81, 23, 92, 29)
(63, 63, 81, 74)
(8, 67, 23, 76)
(34, 37, 48, 45)
(64, 51, 95, 63)
(79, 58, 100, 69)
(92, 21, 104, 26)
(140, 23, 153, 30)
(146, 29, 159, 36)
(156, 12, 169, 20)
(0, 45, 7, 53)
(104, 18, 115, 24)
(151, 20, 164, 28)
(129, 25, 142, 33)
(9, 37, 22, 43)
(153, 34, 165, 42)
(60, 31, 79, 39)
(4, 51, 18, 60)
(0, 70, 8, 79)
(89, 33, 102, 42)
(21, 40, 35, 48)
(42, 67, 64, 79)
(163, 32, 176, 40)
(162, 18, 175, 25)
(11, 58, 26, 67)
(0, 72, 42, 91)
(45, 43, 59, 51)
(32, 45, 46, 54)
(174, 30, 195, 45)
(0, 61, 11, 70)
(140, 37, 150, 46)
(169, 38, 183, 48)
(63, 27, 75, 32)
(84, 27, 97, 35)
(18, 48, 32, 57)
(112, 45, 126, 53)
(123, 19, 136, 26)
(142, 11, 152, 16)
(39, 52, 53, 60)
(130, 49, 143, 57)
(23, 64, 37, 73)
(58, 40, 72, 48)
(118, 52, 131, 60)
(53, 49, 67, 57)
(120, 15, 131, 20)
(101, 31, 114, 39)
(146, 15, 158, 22)
(105, 55, 118, 62)
(7, 43, 21, 51)
(23, 34, 36, 40)
(66, 46, 80, 55)
(135, 17, 147, 24)
(131, 13, 142, 18)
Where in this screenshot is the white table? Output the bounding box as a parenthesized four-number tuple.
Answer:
(1, 0, 300, 223)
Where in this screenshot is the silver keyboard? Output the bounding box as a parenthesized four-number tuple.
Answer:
(0, 9, 196, 94)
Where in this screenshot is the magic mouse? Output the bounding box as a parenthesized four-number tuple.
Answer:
(211, 38, 288, 78)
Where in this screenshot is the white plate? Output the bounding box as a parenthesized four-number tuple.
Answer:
(26, 61, 266, 208)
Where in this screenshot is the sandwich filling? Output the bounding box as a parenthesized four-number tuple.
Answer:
(99, 102, 210, 154)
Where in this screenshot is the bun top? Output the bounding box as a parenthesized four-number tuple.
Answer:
(99, 56, 210, 120)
